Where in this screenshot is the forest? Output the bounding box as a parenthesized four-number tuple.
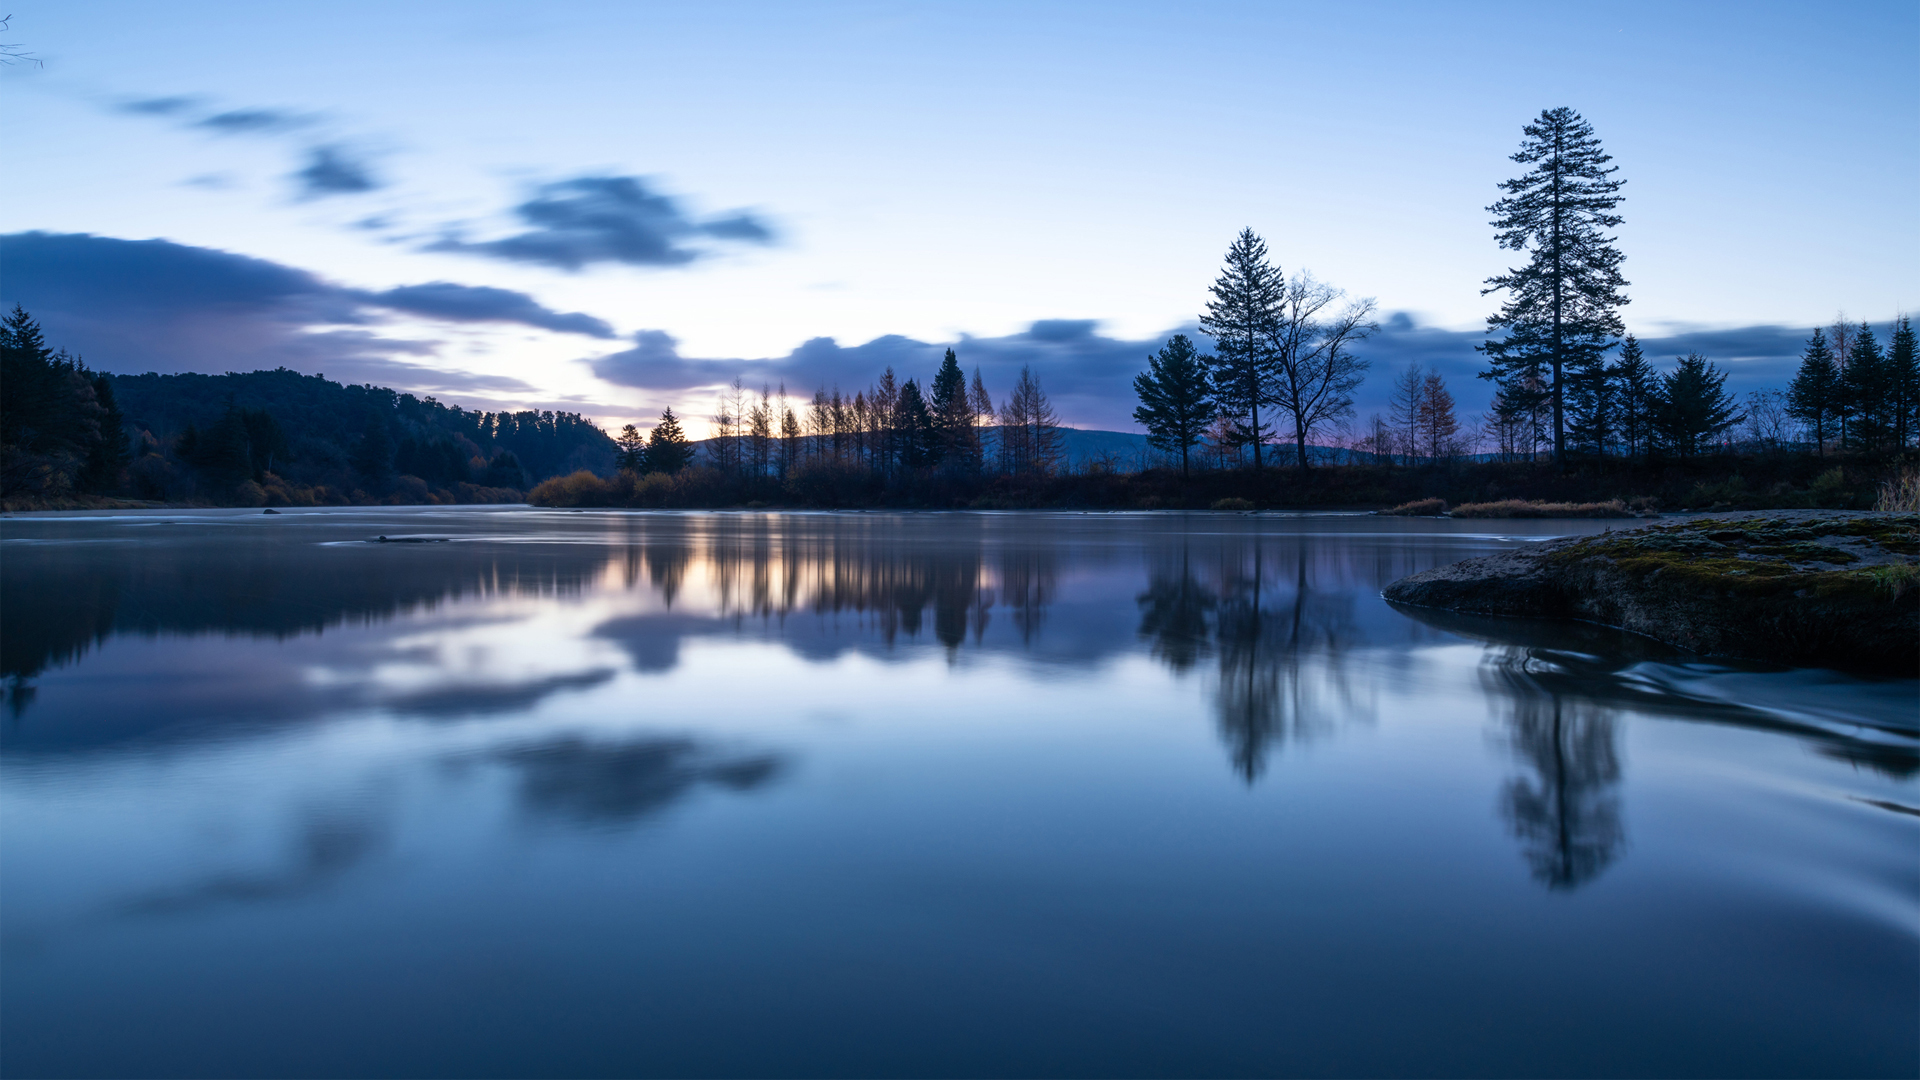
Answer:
(0, 304, 615, 508)
(4, 107, 1915, 513)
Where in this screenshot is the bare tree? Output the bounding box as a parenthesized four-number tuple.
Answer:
(1418, 371, 1461, 462)
(1268, 275, 1375, 469)
(1389, 363, 1426, 465)
(998, 365, 1062, 476)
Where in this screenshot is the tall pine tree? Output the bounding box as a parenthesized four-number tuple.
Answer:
(1888, 316, 1917, 449)
(646, 408, 692, 474)
(1480, 107, 1629, 468)
(1132, 334, 1216, 476)
(1786, 327, 1841, 455)
(1613, 334, 1656, 459)
(1199, 229, 1283, 469)
(1841, 323, 1893, 451)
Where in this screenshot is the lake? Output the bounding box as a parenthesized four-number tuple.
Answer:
(2, 508, 1915, 1078)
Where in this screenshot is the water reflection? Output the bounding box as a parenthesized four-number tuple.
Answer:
(3, 512, 1915, 1077)
(492, 735, 784, 829)
(1489, 674, 1625, 890)
(1140, 540, 1369, 781)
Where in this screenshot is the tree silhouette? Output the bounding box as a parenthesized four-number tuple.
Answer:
(646, 408, 692, 474)
(1786, 328, 1841, 455)
(1132, 334, 1216, 476)
(1481, 107, 1629, 469)
(1200, 229, 1284, 468)
(614, 424, 647, 472)
(1653, 352, 1743, 456)
(1499, 693, 1624, 890)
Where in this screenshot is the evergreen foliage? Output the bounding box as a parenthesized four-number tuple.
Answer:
(1786, 328, 1841, 455)
(1889, 317, 1918, 449)
(1480, 107, 1629, 467)
(646, 408, 692, 474)
(1132, 334, 1217, 476)
(1841, 323, 1895, 452)
(895, 379, 937, 469)
(1612, 335, 1656, 459)
(1199, 229, 1284, 467)
(1653, 353, 1743, 456)
(614, 424, 648, 472)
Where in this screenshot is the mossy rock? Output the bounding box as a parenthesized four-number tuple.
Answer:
(1384, 511, 1919, 674)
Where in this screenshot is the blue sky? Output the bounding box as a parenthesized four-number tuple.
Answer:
(2, 1, 1914, 434)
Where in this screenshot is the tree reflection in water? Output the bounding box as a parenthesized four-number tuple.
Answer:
(1139, 539, 1368, 782)
(1483, 650, 1626, 890)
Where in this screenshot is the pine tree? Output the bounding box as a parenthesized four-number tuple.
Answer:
(1842, 323, 1892, 452)
(1888, 317, 1917, 448)
(1564, 347, 1614, 457)
(614, 424, 648, 472)
(895, 379, 936, 469)
(1613, 334, 1656, 459)
(79, 372, 130, 493)
(1133, 335, 1216, 477)
(930, 348, 975, 469)
(1480, 107, 1629, 468)
(646, 407, 692, 474)
(1653, 353, 1743, 457)
(1199, 229, 1283, 468)
(1786, 327, 1841, 455)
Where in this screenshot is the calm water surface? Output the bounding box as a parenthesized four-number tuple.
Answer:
(3, 508, 1915, 1078)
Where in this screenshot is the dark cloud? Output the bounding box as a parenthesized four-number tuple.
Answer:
(588, 311, 1840, 433)
(428, 175, 776, 270)
(364, 282, 615, 339)
(588, 320, 1170, 429)
(293, 145, 379, 198)
(0, 232, 614, 394)
(193, 107, 316, 135)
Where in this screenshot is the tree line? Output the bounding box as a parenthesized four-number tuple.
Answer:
(1130, 106, 1917, 473)
(599, 350, 1069, 485)
(1, 305, 616, 505)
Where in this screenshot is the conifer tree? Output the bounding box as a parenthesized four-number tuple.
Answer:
(1841, 323, 1892, 451)
(1564, 348, 1614, 456)
(1480, 107, 1629, 468)
(1613, 334, 1656, 459)
(1888, 316, 1917, 448)
(1786, 327, 1841, 455)
(614, 424, 648, 472)
(1653, 353, 1743, 457)
(1199, 229, 1284, 468)
(646, 407, 692, 474)
(895, 379, 936, 468)
(80, 373, 130, 493)
(931, 348, 975, 468)
(1132, 334, 1216, 476)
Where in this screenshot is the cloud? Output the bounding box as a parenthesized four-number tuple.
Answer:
(364, 282, 615, 338)
(118, 95, 201, 116)
(0, 232, 616, 394)
(428, 175, 776, 270)
(193, 107, 316, 135)
(588, 311, 1839, 433)
(293, 145, 380, 197)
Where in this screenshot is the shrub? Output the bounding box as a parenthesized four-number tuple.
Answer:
(527, 470, 615, 507)
(1211, 497, 1255, 511)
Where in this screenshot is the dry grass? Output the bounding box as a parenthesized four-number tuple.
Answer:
(1381, 498, 1448, 516)
(1210, 497, 1256, 511)
(1877, 467, 1920, 513)
(1449, 498, 1634, 519)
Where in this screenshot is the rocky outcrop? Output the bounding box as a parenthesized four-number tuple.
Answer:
(1382, 512, 1919, 674)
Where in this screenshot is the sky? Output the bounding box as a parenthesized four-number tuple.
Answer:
(2, 0, 1915, 436)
